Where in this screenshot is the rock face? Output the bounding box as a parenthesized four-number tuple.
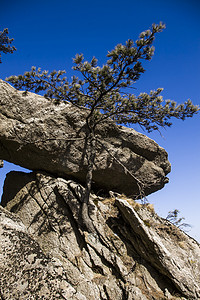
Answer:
(1, 79, 199, 300)
(0, 79, 170, 197)
(1, 171, 200, 299)
(0, 205, 87, 299)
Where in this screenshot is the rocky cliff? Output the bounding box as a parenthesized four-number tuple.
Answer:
(1, 171, 200, 299)
(0, 80, 200, 299)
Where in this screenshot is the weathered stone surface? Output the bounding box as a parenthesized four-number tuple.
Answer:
(0, 206, 87, 299)
(0, 79, 171, 196)
(1, 170, 200, 299)
(116, 199, 200, 299)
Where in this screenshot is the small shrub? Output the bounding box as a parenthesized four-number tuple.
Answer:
(166, 209, 191, 231)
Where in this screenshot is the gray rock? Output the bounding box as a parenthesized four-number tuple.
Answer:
(1, 170, 199, 299)
(116, 199, 200, 299)
(0, 79, 170, 196)
(0, 205, 87, 299)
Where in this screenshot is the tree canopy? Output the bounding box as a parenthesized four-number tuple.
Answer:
(6, 23, 199, 134)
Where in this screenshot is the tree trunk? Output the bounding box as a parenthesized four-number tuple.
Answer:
(81, 131, 96, 233)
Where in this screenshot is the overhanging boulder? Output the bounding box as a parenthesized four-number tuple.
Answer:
(0, 80, 171, 196)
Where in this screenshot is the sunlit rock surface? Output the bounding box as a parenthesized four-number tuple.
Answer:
(0, 79, 170, 197)
(1, 171, 199, 299)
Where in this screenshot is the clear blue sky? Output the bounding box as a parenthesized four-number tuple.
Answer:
(0, 0, 200, 241)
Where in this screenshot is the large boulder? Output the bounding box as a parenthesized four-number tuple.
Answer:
(1, 170, 200, 299)
(0, 79, 170, 197)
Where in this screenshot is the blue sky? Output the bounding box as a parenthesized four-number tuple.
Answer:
(0, 0, 200, 241)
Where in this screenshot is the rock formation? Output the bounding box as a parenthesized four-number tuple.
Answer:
(1, 171, 200, 299)
(1, 80, 199, 299)
(0, 79, 170, 197)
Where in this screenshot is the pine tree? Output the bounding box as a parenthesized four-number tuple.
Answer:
(6, 22, 199, 232)
(0, 28, 16, 63)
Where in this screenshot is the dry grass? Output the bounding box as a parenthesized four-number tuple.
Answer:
(100, 194, 155, 214)
(101, 197, 116, 205)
